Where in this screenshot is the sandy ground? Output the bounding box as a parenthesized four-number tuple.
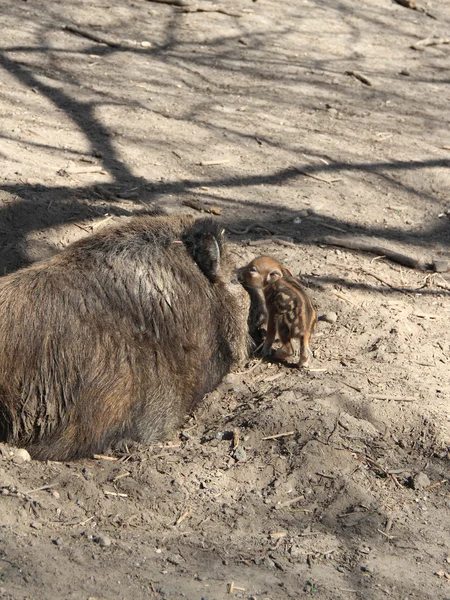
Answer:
(0, 0, 449, 599)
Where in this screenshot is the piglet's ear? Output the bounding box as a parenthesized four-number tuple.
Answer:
(282, 266, 293, 277)
(182, 219, 224, 283)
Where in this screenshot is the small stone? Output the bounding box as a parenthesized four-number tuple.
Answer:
(12, 449, 31, 463)
(361, 563, 374, 573)
(53, 537, 64, 546)
(82, 467, 93, 481)
(223, 373, 239, 385)
(413, 472, 430, 490)
(95, 535, 112, 547)
(51, 490, 60, 499)
(321, 311, 338, 324)
(399, 68, 410, 76)
(433, 260, 449, 273)
(30, 521, 42, 530)
(233, 446, 248, 462)
(141, 41, 152, 48)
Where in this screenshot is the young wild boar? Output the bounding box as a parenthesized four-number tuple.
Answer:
(262, 276, 317, 368)
(0, 214, 249, 460)
(238, 256, 292, 344)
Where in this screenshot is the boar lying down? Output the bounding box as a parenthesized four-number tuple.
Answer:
(0, 214, 249, 460)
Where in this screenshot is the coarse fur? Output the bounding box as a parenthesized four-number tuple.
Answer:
(238, 256, 292, 345)
(0, 214, 250, 460)
(262, 276, 317, 368)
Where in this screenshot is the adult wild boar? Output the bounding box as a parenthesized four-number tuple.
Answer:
(0, 214, 249, 460)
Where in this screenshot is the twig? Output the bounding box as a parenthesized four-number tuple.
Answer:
(294, 168, 342, 184)
(274, 495, 304, 509)
(227, 223, 277, 235)
(63, 25, 140, 49)
(179, 4, 242, 17)
(316, 472, 335, 479)
(425, 479, 447, 490)
(367, 394, 416, 402)
(73, 222, 91, 234)
(262, 431, 294, 441)
(175, 509, 192, 526)
(235, 361, 262, 375)
(377, 528, 395, 540)
(411, 37, 449, 50)
(308, 217, 349, 233)
(104, 490, 128, 497)
(318, 235, 434, 271)
(228, 582, 246, 594)
(247, 236, 296, 248)
(93, 454, 118, 461)
(233, 428, 240, 450)
(198, 159, 231, 166)
(113, 472, 131, 482)
(329, 291, 356, 305)
(264, 372, 284, 383)
(345, 71, 372, 86)
(147, 0, 189, 5)
(23, 483, 58, 495)
(65, 166, 105, 175)
(359, 267, 406, 292)
(92, 215, 114, 229)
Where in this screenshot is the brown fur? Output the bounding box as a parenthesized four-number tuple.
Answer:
(0, 214, 250, 460)
(238, 256, 292, 344)
(262, 276, 317, 368)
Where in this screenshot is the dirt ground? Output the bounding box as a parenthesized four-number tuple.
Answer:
(0, 0, 449, 598)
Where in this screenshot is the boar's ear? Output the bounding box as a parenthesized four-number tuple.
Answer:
(281, 265, 293, 277)
(182, 219, 224, 283)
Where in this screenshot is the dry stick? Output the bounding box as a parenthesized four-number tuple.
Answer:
(63, 25, 137, 49)
(179, 5, 242, 17)
(358, 267, 407, 293)
(308, 217, 349, 233)
(198, 159, 231, 166)
(227, 223, 278, 235)
(175, 509, 192, 526)
(262, 431, 294, 441)
(93, 454, 118, 461)
(23, 483, 58, 495)
(318, 235, 432, 271)
(294, 168, 342, 184)
(411, 37, 449, 50)
(247, 237, 297, 248)
(104, 490, 128, 497)
(367, 394, 416, 402)
(147, 0, 190, 5)
(274, 495, 304, 509)
(92, 215, 114, 229)
(345, 71, 372, 86)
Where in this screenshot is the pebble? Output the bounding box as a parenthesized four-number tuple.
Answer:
(361, 563, 375, 574)
(12, 449, 31, 463)
(53, 537, 64, 546)
(233, 446, 248, 463)
(321, 311, 338, 324)
(30, 521, 42, 530)
(95, 535, 112, 547)
(413, 472, 430, 490)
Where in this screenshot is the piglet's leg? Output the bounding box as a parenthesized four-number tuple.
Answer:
(261, 308, 276, 357)
(298, 330, 313, 368)
(274, 320, 294, 359)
